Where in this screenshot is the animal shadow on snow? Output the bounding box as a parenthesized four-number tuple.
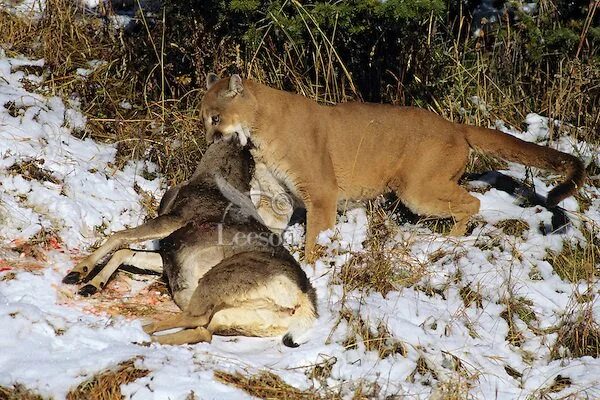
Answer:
(383, 171, 570, 235)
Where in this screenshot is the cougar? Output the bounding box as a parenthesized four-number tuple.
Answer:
(200, 74, 585, 261)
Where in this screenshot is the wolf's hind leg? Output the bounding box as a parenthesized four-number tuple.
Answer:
(143, 311, 211, 335)
(78, 250, 163, 296)
(151, 327, 212, 345)
(63, 215, 184, 284)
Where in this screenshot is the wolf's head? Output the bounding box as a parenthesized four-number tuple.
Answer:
(200, 73, 256, 146)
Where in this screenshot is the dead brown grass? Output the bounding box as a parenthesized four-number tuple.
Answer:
(0, 1, 205, 183)
(500, 296, 538, 347)
(338, 206, 427, 295)
(459, 285, 483, 309)
(546, 229, 599, 283)
(433, 33, 599, 147)
(214, 370, 328, 400)
(408, 352, 477, 399)
(341, 309, 407, 359)
(550, 305, 600, 360)
(245, 0, 359, 105)
(8, 161, 60, 185)
(495, 219, 530, 237)
(533, 374, 573, 398)
(66, 359, 148, 400)
(433, 379, 473, 400)
(0, 384, 46, 400)
(215, 368, 396, 399)
(407, 356, 438, 384)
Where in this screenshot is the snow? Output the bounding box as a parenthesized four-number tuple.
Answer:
(0, 0, 44, 17)
(1, 51, 600, 399)
(0, 50, 161, 248)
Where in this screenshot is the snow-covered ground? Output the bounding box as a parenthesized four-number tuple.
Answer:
(1, 51, 600, 399)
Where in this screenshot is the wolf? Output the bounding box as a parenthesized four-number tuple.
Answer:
(62, 141, 317, 346)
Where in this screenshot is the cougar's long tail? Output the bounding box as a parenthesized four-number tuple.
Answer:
(462, 125, 586, 207)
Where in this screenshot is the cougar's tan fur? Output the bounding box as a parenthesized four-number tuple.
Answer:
(201, 74, 585, 261)
(63, 141, 317, 346)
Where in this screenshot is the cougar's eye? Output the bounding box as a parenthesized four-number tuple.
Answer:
(211, 115, 220, 125)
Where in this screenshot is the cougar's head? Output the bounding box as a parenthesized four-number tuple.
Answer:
(200, 73, 256, 147)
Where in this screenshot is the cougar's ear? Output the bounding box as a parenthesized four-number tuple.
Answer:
(206, 73, 220, 90)
(228, 74, 244, 94)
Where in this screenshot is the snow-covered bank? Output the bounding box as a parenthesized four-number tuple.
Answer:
(0, 50, 161, 249)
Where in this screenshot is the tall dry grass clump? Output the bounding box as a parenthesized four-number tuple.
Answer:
(214, 370, 329, 399)
(66, 360, 148, 400)
(1, 0, 207, 182)
(0, 384, 45, 400)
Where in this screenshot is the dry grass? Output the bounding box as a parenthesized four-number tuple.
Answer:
(495, 219, 530, 237)
(0, 384, 46, 400)
(533, 374, 573, 398)
(0, 1, 206, 183)
(500, 295, 538, 347)
(66, 359, 148, 400)
(338, 205, 428, 295)
(245, 0, 359, 105)
(215, 368, 389, 399)
(433, 26, 599, 146)
(341, 308, 407, 359)
(546, 229, 600, 283)
(459, 285, 483, 309)
(433, 379, 473, 400)
(550, 305, 600, 360)
(466, 151, 508, 175)
(214, 370, 329, 400)
(407, 356, 438, 385)
(8, 161, 61, 186)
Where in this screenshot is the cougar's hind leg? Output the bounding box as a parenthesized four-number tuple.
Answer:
(398, 179, 480, 236)
(78, 250, 163, 297)
(151, 327, 212, 345)
(393, 146, 479, 236)
(63, 215, 185, 284)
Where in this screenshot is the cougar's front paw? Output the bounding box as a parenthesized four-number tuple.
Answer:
(304, 244, 325, 265)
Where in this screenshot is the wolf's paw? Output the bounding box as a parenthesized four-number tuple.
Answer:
(78, 284, 98, 297)
(62, 271, 82, 284)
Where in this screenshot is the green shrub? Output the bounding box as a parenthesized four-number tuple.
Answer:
(127, 0, 599, 137)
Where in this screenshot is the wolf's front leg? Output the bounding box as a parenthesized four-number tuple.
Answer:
(78, 250, 163, 296)
(63, 234, 125, 284)
(63, 215, 185, 284)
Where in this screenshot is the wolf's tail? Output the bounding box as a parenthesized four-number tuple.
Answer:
(462, 124, 586, 207)
(282, 292, 318, 348)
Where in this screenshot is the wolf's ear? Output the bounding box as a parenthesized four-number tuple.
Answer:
(206, 73, 220, 90)
(228, 74, 244, 94)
